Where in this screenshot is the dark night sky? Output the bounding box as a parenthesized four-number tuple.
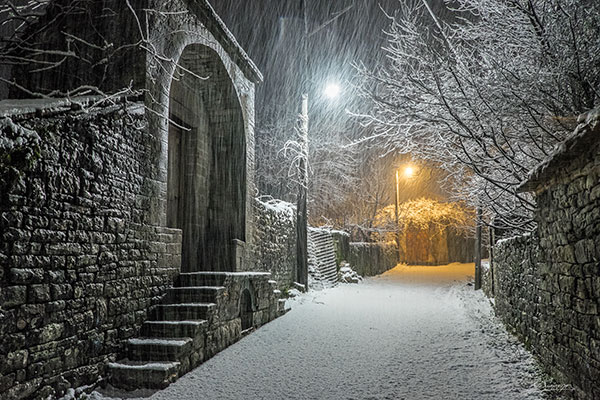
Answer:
(210, 0, 399, 119)
(210, 0, 453, 125)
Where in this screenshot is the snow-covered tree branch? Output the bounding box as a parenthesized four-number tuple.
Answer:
(0, 0, 207, 105)
(356, 0, 600, 232)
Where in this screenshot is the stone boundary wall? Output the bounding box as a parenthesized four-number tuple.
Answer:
(493, 232, 599, 400)
(0, 104, 182, 399)
(490, 109, 600, 400)
(251, 198, 296, 290)
(346, 242, 397, 277)
(481, 259, 493, 298)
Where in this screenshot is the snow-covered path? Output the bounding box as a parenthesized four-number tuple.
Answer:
(97, 263, 551, 400)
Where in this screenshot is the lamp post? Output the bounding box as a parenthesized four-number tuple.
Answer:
(297, 93, 309, 289)
(296, 85, 340, 289)
(394, 165, 415, 263)
(296, 0, 310, 290)
(296, 0, 351, 290)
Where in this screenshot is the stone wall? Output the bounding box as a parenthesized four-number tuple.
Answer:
(1, 0, 261, 273)
(493, 234, 543, 351)
(251, 198, 296, 289)
(493, 232, 600, 399)
(491, 111, 600, 399)
(346, 243, 397, 277)
(0, 103, 181, 399)
(481, 260, 493, 298)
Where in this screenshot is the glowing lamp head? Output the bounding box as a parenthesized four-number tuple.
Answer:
(323, 83, 341, 99)
(404, 166, 415, 178)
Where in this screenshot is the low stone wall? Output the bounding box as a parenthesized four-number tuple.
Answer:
(490, 110, 600, 400)
(493, 232, 599, 400)
(481, 260, 493, 298)
(251, 198, 296, 289)
(0, 104, 181, 399)
(196, 272, 284, 370)
(493, 234, 542, 345)
(347, 243, 397, 277)
(331, 231, 350, 267)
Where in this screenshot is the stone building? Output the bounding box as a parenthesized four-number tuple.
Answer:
(0, 1, 285, 398)
(487, 108, 600, 399)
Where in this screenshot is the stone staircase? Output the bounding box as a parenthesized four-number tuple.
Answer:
(108, 271, 287, 389)
(308, 228, 339, 289)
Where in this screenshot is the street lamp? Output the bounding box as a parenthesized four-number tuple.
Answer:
(297, 0, 353, 290)
(323, 82, 341, 99)
(296, 82, 340, 290)
(395, 165, 416, 263)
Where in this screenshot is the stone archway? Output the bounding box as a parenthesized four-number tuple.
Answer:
(167, 44, 246, 272)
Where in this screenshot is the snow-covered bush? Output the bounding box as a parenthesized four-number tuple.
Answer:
(338, 262, 362, 284)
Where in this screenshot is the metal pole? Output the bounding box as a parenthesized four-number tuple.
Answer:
(296, 0, 309, 290)
(295, 0, 352, 289)
(474, 207, 482, 290)
(489, 222, 495, 296)
(296, 95, 309, 289)
(395, 170, 401, 263)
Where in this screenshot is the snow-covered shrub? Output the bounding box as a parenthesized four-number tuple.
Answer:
(338, 262, 362, 284)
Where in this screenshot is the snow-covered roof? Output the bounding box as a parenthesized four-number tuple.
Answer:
(188, 0, 263, 83)
(518, 107, 600, 193)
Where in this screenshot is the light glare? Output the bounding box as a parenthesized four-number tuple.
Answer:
(324, 83, 341, 99)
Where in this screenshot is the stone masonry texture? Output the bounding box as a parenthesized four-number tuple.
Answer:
(491, 110, 600, 400)
(347, 242, 397, 278)
(4, 0, 261, 270)
(251, 199, 297, 290)
(0, 0, 275, 396)
(0, 104, 181, 399)
(0, 1, 266, 398)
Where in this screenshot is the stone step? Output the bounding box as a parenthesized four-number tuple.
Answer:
(127, 338, 193, 362)
(278, 298, 289, 314)
(166, 286, 225, 303)
(108, 360, 180, 390)
(141, 320, 208, 338)
(177, 272, 228, 287)
(152, 302, 216, 321)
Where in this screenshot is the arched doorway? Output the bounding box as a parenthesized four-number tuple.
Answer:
(167, 44, 246, 272)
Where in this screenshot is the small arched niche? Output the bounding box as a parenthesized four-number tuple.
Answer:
(167, 43, 246, 272)
(239, 288, 253, 331)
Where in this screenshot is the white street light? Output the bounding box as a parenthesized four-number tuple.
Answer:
(323, 82, 341, 99)
(298, 0, 353, 290)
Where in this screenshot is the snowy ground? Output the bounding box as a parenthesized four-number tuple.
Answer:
(93, 263, 562, 400)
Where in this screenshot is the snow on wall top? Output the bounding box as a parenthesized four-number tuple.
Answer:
(518, 107, 600, 193)
(308, 226, 350, 237)
(0, 96, 144, 118)
(495, 231, 531, 248)
(255, 197, 296, 222)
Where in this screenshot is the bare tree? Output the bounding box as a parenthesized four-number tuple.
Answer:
(355, 0, 600, 232)
(0, 0, 209, 107)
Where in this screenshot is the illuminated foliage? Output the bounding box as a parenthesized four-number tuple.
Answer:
(375, 197, 473, 240)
